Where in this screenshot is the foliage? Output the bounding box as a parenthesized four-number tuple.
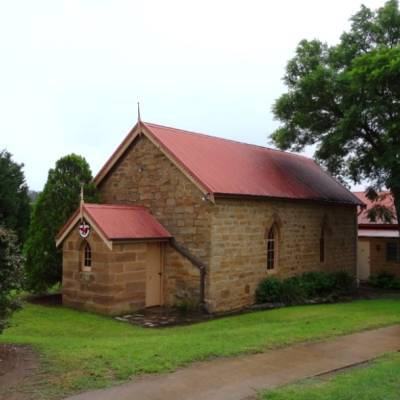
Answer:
(367, 270, 400, 289)
(279, 276, 309, 305)
(0, 225, 24, 335)
(331, 270, 355, 293)
(302, 271, 335, 296)
(270, 0, 400, 224)
(256, 277, 282, 302)
(23, 154, 100, 292)
(176, 297, 200, 312)
(0, 149, 31, 244)
(3, 300, 400, 396)
(28, 189, 41, 204)
(256, 270, 354, 306)
(262, 352, 400, 400)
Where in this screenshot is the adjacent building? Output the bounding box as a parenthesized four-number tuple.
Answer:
(354, 191, 399, 279)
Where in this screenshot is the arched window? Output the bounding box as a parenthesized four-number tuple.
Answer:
(267, 227, 275, 270)
(82, 242, 92, 272)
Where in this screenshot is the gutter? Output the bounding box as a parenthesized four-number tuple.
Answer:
(169, 238, 207, 312)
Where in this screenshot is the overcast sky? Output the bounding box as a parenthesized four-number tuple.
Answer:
(0, 0, 387, 191)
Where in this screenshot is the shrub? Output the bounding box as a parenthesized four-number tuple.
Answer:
(367, 271, 396, 289)
(331, 270, 354, 293)
(256, 277, 282, 303)
(302, 271, 335, 296)
(256, 270, 356, 306)
(389, 278, 400, 290)
(176, 297, 199, 312)
(279, 275, 309, 306)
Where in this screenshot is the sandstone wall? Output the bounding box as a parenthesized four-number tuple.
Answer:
(97, 136, 208, 306)
(207, 198, 358, 312)
(62, 224, 147, 315)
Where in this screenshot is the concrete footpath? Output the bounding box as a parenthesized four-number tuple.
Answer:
(66, 325, 400, 400)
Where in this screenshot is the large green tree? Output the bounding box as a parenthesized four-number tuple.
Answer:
(0, 225, 24, 335)
(24, 154, 100, 292)
(270, 0, 400, 222)
(0, 149, 30, 243)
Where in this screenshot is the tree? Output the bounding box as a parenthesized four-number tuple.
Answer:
(0, 150, 31, 244)
(28, 190, 41, 204)
(24, 154, 100, 292)
(0, 225, 24, 335)
(270, 0, 400, 223)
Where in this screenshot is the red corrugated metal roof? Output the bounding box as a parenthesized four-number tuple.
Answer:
(94, 121, 363, 205)
(56, 204, 171, 242)
(83, 204, 171, 240)
(143, 122, 363, 204)
(353, 191, 397, 226)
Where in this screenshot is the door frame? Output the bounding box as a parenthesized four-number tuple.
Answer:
(145, 241, 164, 308)
(358, 240, 370, 280)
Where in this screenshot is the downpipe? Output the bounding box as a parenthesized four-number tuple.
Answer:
(169, 238, 207, 313)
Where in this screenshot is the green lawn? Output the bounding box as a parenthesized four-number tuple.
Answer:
(2, 299, 400, 398)
(261, 352, 400, 400)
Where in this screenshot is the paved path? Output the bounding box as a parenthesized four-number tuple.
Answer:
(66, 325, 400, 400)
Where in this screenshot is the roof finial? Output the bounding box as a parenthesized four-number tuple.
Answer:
(80, 185, 84, 221)
(137, 102, 141, 133)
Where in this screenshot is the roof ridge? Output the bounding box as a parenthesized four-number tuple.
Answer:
(143, 121, 313, 162)
(84, 204, 144, 209)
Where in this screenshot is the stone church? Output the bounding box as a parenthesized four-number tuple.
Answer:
(56, 120, 363, 315)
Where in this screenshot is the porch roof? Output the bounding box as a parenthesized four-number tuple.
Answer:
(56, 204, 171, 247)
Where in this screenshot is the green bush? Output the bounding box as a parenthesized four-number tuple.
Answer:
(279, 276, 308, 306)
(256, 277, 282, 303)
(367, 271, 396, 289)
(331, 270, 354, 293)
(256, 270, 355, 306)
(390, 278, 400, 290)
(176, 297, 199, 312)
(302, 271, 335, 296)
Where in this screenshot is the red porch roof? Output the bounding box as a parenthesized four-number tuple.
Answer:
(56, 204, 171, 246)
(95, 122, 363, 205)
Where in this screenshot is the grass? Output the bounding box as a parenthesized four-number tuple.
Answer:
(2, 299, 400, 398)
(261, 352, 400, 400)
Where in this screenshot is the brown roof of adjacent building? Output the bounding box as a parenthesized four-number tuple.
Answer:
(56, 204, 171, 246)
(94, 122, 363, 206)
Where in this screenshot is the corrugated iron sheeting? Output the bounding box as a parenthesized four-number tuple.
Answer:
(83, 204, 171, 240)
(144, 122, 363, 205)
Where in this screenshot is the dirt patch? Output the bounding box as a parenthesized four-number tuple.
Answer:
(21, 292, 62, 307)
(0, 293, 62, 400)
(0, 343, 40, 400)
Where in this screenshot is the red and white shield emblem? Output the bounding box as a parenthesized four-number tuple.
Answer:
(79, 221, 90, 238)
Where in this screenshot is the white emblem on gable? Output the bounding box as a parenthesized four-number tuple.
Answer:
(79, 221, 90, 238)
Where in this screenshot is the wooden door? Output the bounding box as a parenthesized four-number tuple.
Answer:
(146, 242, 163, 307)
(358, 241, 370, 280)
